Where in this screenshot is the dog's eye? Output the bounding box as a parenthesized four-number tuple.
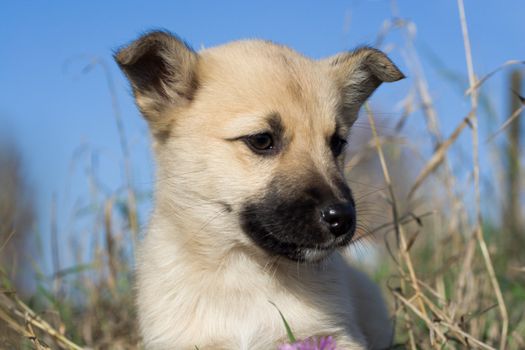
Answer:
(330, 134, 347, 157)
(244, 133, 274, 154)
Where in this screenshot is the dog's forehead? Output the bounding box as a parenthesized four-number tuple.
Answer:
(195, 40, 339, 134)
(199, 40, 311, 79)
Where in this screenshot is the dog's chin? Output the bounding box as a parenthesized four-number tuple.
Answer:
(298, 247, 335, 262)
(273, 234, 354, 263)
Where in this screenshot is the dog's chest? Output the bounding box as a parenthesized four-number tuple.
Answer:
(138, 246, 365, 349)
(157, 283, 354, 349)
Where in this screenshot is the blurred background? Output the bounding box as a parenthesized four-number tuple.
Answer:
(1, 1, 524, 348)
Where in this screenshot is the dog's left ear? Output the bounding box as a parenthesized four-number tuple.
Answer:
(114, 31, 199, 127)
(324, 47, 404, 125)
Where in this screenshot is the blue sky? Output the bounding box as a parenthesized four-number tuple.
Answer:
(1, 1, 523, 270)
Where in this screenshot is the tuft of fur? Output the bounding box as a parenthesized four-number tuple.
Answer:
(115, 30, 403, 349)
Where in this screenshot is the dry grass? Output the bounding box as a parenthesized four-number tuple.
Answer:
(1, 4, 524, 349)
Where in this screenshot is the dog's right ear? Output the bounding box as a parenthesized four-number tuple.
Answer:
(323, 47, 404, 126)
(114, 31, 198, 125)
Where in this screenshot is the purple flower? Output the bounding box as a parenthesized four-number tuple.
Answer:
(278, 336, 337, 350)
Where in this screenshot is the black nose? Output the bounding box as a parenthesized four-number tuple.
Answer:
(320, 203, 356, 237)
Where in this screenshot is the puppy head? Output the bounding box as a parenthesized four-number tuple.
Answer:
(115, 31, 403, 262)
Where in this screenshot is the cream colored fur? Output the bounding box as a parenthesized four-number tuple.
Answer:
(115, 34, 403, 349)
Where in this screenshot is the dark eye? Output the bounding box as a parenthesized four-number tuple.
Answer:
(244, 133, 274, 154)
(330, 134, 347, 157)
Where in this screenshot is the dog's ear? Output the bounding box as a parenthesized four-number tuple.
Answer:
(114, 31, 198, 125)
(324, 47, 404, 125)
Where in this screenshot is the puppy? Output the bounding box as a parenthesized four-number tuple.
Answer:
(115, 31, 403, 350)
